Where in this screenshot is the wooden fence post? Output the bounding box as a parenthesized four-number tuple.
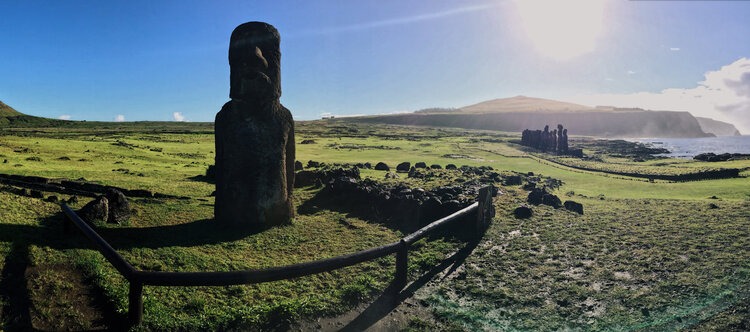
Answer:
(129, 281, 143, 325)
(395, 240, 408, 289)
(476, 185, 494, 235)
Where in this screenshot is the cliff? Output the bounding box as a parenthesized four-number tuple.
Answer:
(695, 117, 742, 136)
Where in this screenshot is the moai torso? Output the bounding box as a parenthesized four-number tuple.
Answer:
(214, 22, 295, 227)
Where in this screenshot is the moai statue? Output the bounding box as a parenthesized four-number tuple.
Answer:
(556, 124, 564, 152)
(214, 22, 295, 227)
(561, 128, 569, 153)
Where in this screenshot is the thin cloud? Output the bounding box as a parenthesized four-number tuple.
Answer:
(115, 114, 125, 122)
(627, 70, 636, 75)
(568, 57, 750, 133)
(58, 114, 71, 120)
(670, 47, 680, 51)
(300, 3, 496, 35)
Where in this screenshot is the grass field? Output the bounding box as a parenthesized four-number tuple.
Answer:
(1, 121, 749, 330)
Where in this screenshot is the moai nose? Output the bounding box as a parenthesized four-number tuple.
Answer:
(253, 46, 268, 69)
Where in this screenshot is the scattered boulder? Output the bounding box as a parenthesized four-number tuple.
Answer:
(294, 160, 303, 171)
(30, 190, 44, 198)
(45, 195, 59, 203)
(363, 162, 372, 169)
(67, 196, 79, 204)
(527, 187, 562, 208)
(374, 162, 390, 171)
(430, 164, 442, 169)
(307, 160, 321, 168)
(385, 172, 399, 179)
(105, 189, 131, 224)
(414, 162, 427, 169)
(205, 165, 216, 180)
(445, 164, 457, 170)
(504, 175, 523, 186)
(514, 206, 533, 219)
(79, 196, 109, 223)
(396, 162, 411, 173)
(300, 139, 316, 144)
(708, 203, 720, 209)
(563, 200, 584, 214)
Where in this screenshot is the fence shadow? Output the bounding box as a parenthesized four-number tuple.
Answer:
(339, 237, 481, 331)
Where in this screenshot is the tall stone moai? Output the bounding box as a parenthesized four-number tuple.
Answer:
(214, 22, 295, 227)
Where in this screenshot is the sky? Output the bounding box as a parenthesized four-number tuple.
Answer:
(1, 0, 750, 132)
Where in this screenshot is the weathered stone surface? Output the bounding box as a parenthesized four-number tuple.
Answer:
(79, 196, 109, 223)
(514, 206, 533, 219)
(504, 175, 523, 186)
(294, 160, 303, 171)
(374, 162, 390, 171)
(430, 164, 442, 169)
(527, 187, 562, 208)
(396, 162, 411, 172)
(105, 189, 131, 224)
(445, 164, 457, 170)
(563, 200, 584, 214)
(214, 22, 295, 227)
(414, 162, 427, 169)
(300, 139, 316, 144)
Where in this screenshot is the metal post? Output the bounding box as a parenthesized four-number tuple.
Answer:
(129, 281, 143, 325)
(395, 240, 408, 289)
(476, 185, 494, 235)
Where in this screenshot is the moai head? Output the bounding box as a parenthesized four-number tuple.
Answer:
(557, 124, 563, 132)
(544, 125, 549, 132)
(228, 22, 281, 103)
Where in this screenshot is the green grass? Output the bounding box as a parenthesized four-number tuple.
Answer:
(1, 121, 749, 330)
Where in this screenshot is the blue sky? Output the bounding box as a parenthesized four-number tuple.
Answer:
(1, 1, 749, 130)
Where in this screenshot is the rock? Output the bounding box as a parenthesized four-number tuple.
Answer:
(363, 162, 372, 169)
(214, 22, 295, 227)
(563, 200, 584, 214)
(294, 160, 303, 171)
(295, 170, 319, 187)
(385, 172, 399, 179)
(445, 164, 457, 170)
(514, 206, 533, 219)
(396, 162, 411, 172)
(542, 193, 562, 209)
(414, 162, 427, 169)
(708, 203, 720, 209)
(205, 165, 216, 179)
(67, 196, 78, 204)
(105, 189, 131, 224)
(307, 160, 321, 168)
(45, 196, 59, 203)
(430, 164, 442, 169)
(504, 175, 523, 186)
(79, 196, 109, 223)
(527, 188, 544, 205)
(374, 162, 390, 171)
(30, 190, 44, 198)
(300, 139, 316, 144)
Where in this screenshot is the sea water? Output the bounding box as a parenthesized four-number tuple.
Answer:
(631, 136, 750, 159)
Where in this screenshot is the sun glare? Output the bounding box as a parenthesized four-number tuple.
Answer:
(515, 0, 607, 61)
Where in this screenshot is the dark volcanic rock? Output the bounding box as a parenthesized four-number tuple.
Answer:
(374, 162, 390, 171)
(527, 187, 562, 208)
(414, 162, 427, 169)
(79, 196, 109, 223)
(105, 189, 131, 224)
(563, 200, 584, 214)
(504, 175, 523, 186)
(396, 162, 411, 173)
(300, 139, 316, 144)
(514, 206, 533, 219)
(445, 164, 457, 170)
(294, 160, 303, 171)
(430, 164, 442, 169)
(214, 22, 295, 227)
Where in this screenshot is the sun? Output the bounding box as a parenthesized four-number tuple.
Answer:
(515, 0, 607, 61)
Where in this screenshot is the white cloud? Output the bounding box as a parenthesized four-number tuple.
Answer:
(670, 47, 680, 51)
(58, 114, 71, 120)
(173, 112, 186, 122)
(567, 57, 750, 134)
(627, 70, 636, 75)
(115, 114, 125, 122)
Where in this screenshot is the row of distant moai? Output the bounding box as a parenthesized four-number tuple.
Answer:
(521, 124, 569, 154)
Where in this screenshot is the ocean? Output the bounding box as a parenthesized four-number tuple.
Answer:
(631, 136, 750, 159)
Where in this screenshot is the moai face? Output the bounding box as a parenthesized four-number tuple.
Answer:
(228, 22, 281, 103)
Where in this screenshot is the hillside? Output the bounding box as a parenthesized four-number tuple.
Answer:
(344, 96, 714, 138)
(0, 100, 23, 117)
(0, 100, 64, 127)
(695, 116, 742, 136)
(458, 95, 594, 113)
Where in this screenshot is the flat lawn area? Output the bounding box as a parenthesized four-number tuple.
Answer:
(1, 122, 749, 330)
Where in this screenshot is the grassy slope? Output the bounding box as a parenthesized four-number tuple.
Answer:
(1, 121, 748, 330)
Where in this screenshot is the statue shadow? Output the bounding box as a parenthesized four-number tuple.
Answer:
(186, 174, 214, 184)
(339, 237, 481, 331)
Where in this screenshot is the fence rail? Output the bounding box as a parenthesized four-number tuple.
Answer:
(61, 185, 494, 325)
